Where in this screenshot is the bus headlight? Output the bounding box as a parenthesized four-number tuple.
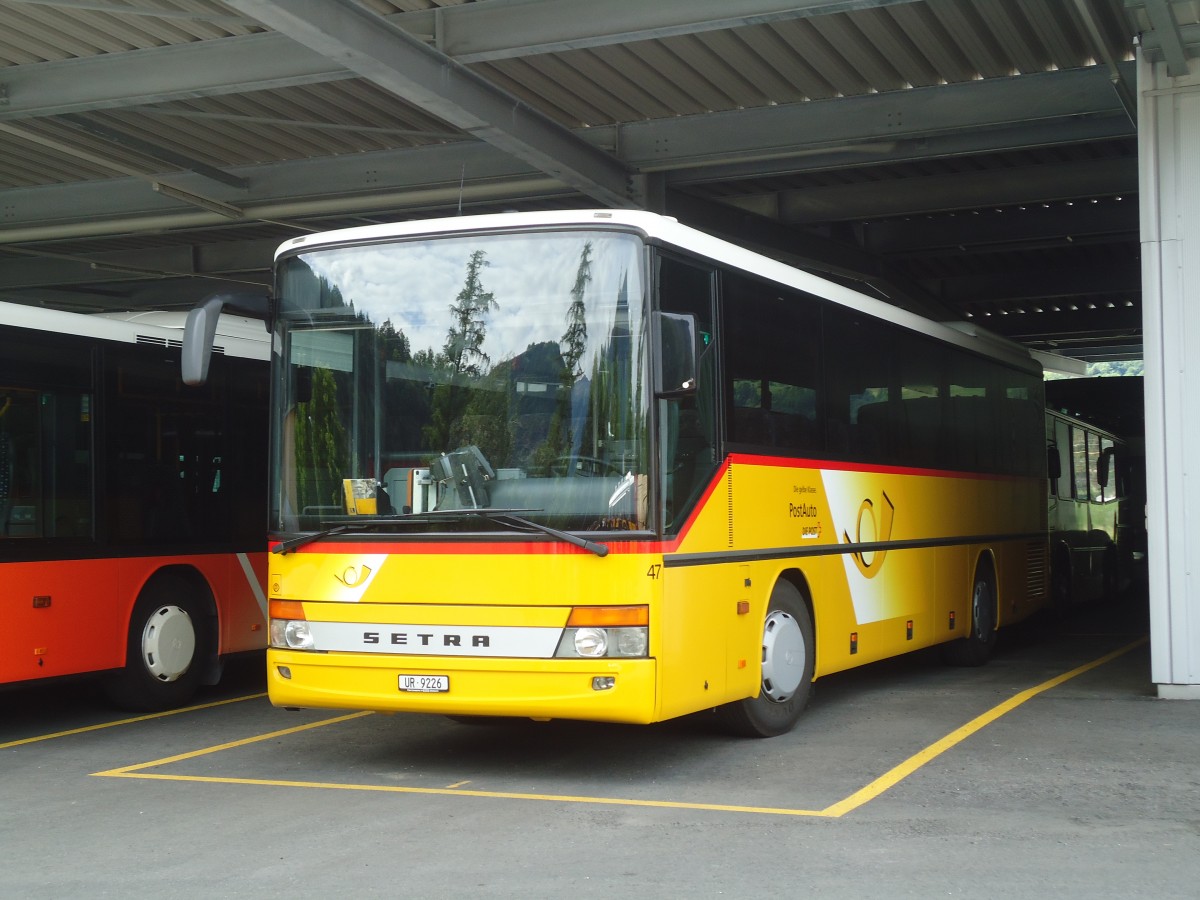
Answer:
(573, 627, 608, 657)
(554, 607, 649, 658)
(270, 618, 314, 650)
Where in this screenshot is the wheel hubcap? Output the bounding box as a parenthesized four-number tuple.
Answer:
(761, 610, 806, 702)
(141, 605, 196, 682)
(972, 581, 992, 640)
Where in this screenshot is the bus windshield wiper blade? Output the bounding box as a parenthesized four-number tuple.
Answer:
(418, 508, 609, 557)
(272, 509, 609, 557)
(272, 524, 357, 555)
(490, 511, 609, 558)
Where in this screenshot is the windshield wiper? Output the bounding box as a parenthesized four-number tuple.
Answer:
(489, 511, 609, 558)
(418, 508, 609, 557)
(272, 523, 357, 555)
(272, 509, 609, 557)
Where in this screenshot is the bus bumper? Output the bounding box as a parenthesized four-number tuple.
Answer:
(266, 649, 659, 724)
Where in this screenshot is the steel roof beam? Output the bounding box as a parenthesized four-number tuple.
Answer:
(398, 0, 921, 63)
(748, 159, 1139, 224)
(863, 200, 1138, 255)
(0, 65, 1140, 241)
(1138, 0, 1193, 76)
(929, 262, 1141, 305)
(0, 0, 924, 122)
(225, 0, 638, 209)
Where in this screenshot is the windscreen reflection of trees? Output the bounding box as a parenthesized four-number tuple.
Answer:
(291, 240, 642, 517)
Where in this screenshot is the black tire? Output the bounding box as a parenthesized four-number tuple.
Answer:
(717, 580, 814, 738)
(1101, 546, 1120, 600)
(942, 559, 998, 667)
(103, 577, 210, 711)
(1051, 546, 1073, 611)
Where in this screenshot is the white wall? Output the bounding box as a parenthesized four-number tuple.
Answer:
(1139, 48, 1200, 697)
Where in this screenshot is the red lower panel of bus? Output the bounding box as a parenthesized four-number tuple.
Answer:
(1, 553, 266, 686)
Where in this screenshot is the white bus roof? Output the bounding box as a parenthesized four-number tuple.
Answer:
(1, 300, 270, 362)
(276, 209, 1040, 375)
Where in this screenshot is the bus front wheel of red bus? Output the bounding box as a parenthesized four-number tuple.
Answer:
(718, 580, 814, 738)
(104, 581, 209, 711)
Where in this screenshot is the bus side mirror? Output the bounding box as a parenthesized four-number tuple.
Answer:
(1047, 443, 1061, 481)
(654, 312, 698, 398)
(182, 292, 271, 385)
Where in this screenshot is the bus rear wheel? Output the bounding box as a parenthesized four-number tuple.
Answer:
(718, 580, 814, 738)
(104, 578, 209, 711)
(942, 560, 998, 667)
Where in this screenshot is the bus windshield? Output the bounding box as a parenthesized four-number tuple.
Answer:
(274, 229, 650, 536)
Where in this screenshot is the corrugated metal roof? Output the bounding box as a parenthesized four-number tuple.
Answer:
(0, 0, 1184, 360)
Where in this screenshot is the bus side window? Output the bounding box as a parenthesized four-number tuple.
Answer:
(0, 388, 93, 539)
(722, 272, 822, 454)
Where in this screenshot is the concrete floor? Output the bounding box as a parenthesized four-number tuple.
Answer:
(2, 591, 1196, 899)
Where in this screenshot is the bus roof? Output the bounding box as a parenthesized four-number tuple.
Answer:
(275, 209, 1040, 375)
(2, 300, 269, 362)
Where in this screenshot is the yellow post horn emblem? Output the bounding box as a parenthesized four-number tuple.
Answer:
(843, 491, 895, 578)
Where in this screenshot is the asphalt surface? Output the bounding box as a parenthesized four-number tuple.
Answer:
(2, 590, 1196, 899)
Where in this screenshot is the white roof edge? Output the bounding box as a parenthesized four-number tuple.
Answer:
(1, 299, 269, 361)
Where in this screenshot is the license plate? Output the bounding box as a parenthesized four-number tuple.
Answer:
(399, 674, 449, 693)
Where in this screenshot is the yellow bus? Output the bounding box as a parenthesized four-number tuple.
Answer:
(187, 210, 1048, 736)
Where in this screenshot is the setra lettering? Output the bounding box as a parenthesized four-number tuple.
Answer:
(363, 631, 493, 648)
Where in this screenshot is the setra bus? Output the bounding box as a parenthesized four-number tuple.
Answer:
(185, 209, 1048, 736)
(1, 301, 269, 710)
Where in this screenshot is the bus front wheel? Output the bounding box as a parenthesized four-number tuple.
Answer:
(718, 580, 814, 738)
(104, 578, 209, 711)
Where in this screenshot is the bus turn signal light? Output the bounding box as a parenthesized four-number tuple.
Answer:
(269, 599, 307, 620)
(566, 605, 648, 627)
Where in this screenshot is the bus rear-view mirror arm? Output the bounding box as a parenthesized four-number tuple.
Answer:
(183, 291, 271, 386)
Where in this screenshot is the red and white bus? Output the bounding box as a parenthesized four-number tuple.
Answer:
(1, 301, 269, 709)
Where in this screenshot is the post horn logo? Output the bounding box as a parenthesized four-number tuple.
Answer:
(334, 565, 373, 588)
(843, 491, 895, 579)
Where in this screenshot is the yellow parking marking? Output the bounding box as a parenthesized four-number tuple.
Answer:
(822, 636, 1148, 817)
(0, 692, 266, 750)
(92, 638, 1147, 818)
(92, 710, 372, 776)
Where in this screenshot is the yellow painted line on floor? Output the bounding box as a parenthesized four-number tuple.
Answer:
(92, 638, 1148, 818)
(0, 692, 267, 750)
(92, 710, 372, 776)
(821, 636, 1148, 817)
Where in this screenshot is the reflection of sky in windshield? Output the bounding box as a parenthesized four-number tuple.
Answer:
(292, 232, 642, 363)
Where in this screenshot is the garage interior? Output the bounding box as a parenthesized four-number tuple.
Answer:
(1, 0, 1197, 687)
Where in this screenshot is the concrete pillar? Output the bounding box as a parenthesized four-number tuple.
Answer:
(1139, 48, 1200, 697)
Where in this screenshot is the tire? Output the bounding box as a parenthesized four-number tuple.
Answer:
(104, 577, 210, 711)
(942, 559, 998, 667)
(1050, 547, 1073, 611)
(717, 580, 815, 738)
(1101, 546, 1120, 601)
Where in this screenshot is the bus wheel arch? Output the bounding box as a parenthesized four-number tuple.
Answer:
(942, 551, 998, 667)
(717, 575, 815, 738)
(103, 566, 217, 711)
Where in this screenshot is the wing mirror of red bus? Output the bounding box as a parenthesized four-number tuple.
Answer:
(654, 311, 699, 398)
(183, 292, 271, 385)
